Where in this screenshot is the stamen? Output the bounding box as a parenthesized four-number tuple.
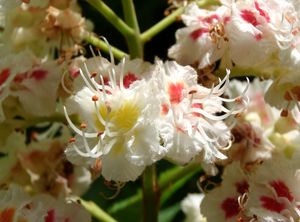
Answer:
(61, 71, 73, 95)
(63, 106, 98, 138)
(119, 57, 126, 90)
(79, 69, 97, 93)
(92, 95, 99, 101)
(69, 137, 76, 143)
(99, 36, 115, 66)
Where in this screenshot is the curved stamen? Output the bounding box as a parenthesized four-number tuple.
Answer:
(119, 57, 126, 90)
(63, 106, 98, 138)
(79, 69, 97, 93)
(61, 70, 73, 95)
(99, 36, 115, 66)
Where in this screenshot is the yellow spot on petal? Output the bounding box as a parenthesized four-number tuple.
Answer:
(95, 101, 140, 132)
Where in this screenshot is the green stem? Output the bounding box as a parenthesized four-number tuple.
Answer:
(85, 35, 128, 60)
(80, 199, 118, 222)
(142, 165, 159, 222)
(86, 0, 134, 37)
(108, 163, 200, 214)
(141, 0, 221, 43)
(121, 0, 143, 58)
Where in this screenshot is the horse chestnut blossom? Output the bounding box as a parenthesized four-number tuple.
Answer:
(64, 49, 248, 182)
(0, 50, 62, 121)
(169, 0, 299, 74)
(155, 62, 248, 165)
(1, 0, 300, 221)
(64, 56, 165, 182)
(0, 184, 91, 222)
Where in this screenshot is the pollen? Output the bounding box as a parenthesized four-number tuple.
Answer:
(69, 137, 76, 143)
(92, 95, 99, 101)
(111, 101, 140, 131)
(80, 123, 87, 129)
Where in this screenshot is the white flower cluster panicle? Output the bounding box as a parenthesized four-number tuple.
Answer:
(1, 0, 300, 221)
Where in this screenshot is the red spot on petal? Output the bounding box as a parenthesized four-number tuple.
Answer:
(13, 72, 28, 83)
(123, 72, 139, 88)
(31, 69, 48, 81)
(255, 33, 263, 41)
(221, 198, 240, 219)
(161, 103, 169, 115)
(0, 68, 10, 86)
(168, 82, 184, 104)
(70, 69, 80, 78)
(260, 196, 285, 213)
(190, 28, 209, 40)
(224, 16, 231, 24)
(270, 180, 294, 201)
(0, 208, 15, 222)
(240, 10, 260, 26)
(255, 1, 270, 22)
(203, 14, 219, 23)
(45, 209, 55, 222)
(235, 180, 249, 194)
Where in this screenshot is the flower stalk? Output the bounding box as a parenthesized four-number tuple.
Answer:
(142, 165, 160, 222)
(86, 0, 134, 37)
(121, 0, 143, 58)
(80, 199, 118, 222)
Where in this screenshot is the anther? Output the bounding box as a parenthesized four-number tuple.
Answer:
(80, 123, 87, 129)
(235, 97, 242, 103)
(280, 109, 289, 117)
(92, 95, 99, 101)
(69, 137, 76, 143)
(90, 72, 97, 78)
(97, 132, 103, 137)
(188, 89, 197, 94)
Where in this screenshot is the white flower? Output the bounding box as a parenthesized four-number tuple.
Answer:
(201, 162, 249, 222)
(245, 153, 300, 221)
(168, 0, 299, 74)
(0, 50, 63, 121)
(65, 56, 164, 182)
(0, 184, 91, 222)
(168, 3, 231, 68)
(181, 193, 206, 222)
(225, 79, 276, 169)
(154, 61, 248, 165)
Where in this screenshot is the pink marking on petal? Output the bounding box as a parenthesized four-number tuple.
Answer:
(161, 103, 169, 115)
(255, 1, 270, 22)
(31, 69, 48, 81)
(203, 14, 219, 23)
(224, 16, 231, 24)
(235, 180, 249, 194)
(45, 209, 55, 222)
(255, 33, 263, 41)
(240, 10, 260, 26)
(0, 68, 10, 86)
(221, 198, 240, 219)
(190, 28, 209, 40)
(270, 180, 294, 201)
(168, 82, 184, 104)
(70, 69, 80, 78)
(123, 72, 139, 88)
(13, 72, 28, 83)
(260, 196, 285, 213)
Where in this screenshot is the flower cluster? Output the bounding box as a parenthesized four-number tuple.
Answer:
(64, 54, 247, 182)
(1, 0, 300, 221)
